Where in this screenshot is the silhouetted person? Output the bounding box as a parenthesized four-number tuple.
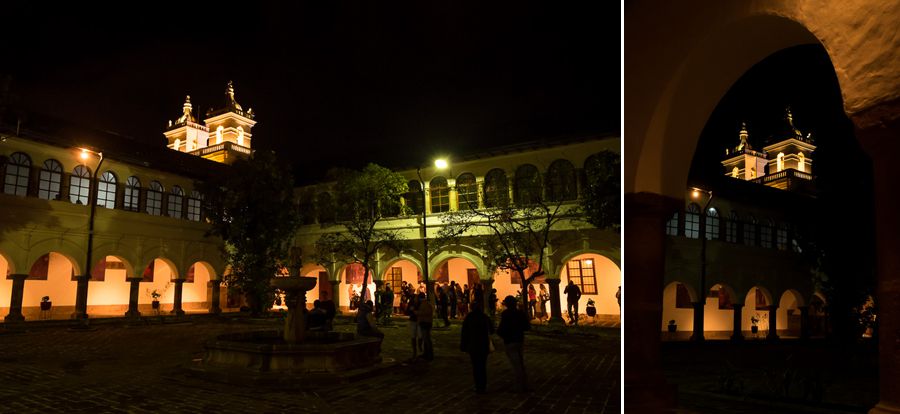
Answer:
(319, 291, 336, 331)
(448, 281, 458, 319)
(356, 300, 384, 339)
(307, 300, 327, 331)
(497, 295, 530, 393)
(460, 304, 494, 393)
(437, 285, 450, 327)
(406, 293, 420, 361)
(415, 293, 434, 361)
(564, 280, 582, 325)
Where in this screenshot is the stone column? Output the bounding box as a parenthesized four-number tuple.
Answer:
(624, 192, 678, 410)
(798, 305, 810, 341)
(72, 274, 91, 320)
(170, 279, 185, 316)
(4, 274, 28, 322)
(329, 280, 342, 315)
(208, 280, 222, 314)
(730, 303, 744, 341)
(766, 305, 778, 341)
(547, 279, 564, 325)
(857, 113, 900, 414)
(690, 301, 705, 341)
(125, 277, 142, 318)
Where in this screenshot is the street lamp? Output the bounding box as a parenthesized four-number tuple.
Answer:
(73, 147, 104, 321)
(690, 186, 712, 341)
(416, 158, 448, 303)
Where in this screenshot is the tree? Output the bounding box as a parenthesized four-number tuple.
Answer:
(200, 151, 301, 316)
(581, 150, 620, 231)
(313, 164, 408, 307)
(437, 190, 580, 311)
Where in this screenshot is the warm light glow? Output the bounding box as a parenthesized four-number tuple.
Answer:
(80, 149, 89, 160)
(691, 189, 700, 199)
(434, 159, 448, 170)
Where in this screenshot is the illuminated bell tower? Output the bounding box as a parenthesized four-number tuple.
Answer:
(200, 81, 256, 164)
(721, 122, 768, 180)
(163, 95, 210, 153)
(763, 108, 816, 175)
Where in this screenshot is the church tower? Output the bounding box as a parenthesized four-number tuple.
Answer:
(164, 81, 256, 164)
(721, 122, 768, 180)
(763, 108, 816, 176)
(163, 96, 210, 153)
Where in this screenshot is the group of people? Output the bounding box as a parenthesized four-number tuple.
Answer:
(525, 283, 551, 322)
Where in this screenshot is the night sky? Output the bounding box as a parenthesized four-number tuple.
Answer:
(1, 2, 620, 183)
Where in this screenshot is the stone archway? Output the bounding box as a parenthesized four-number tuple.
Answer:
(777, 289, 807, 338)
(662, 281, 697, 334)
(85, 255, 134, 316)
(625, 3, 900, 411)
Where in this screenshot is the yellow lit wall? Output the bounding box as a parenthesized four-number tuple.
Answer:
(0, 254, 10, 308)
(560, 253, 621, 316)
(662, 282, 693, 331)
(22, 252, 78, 307)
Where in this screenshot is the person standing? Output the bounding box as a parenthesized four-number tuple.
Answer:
(406, 293, 420, 361)
(460, 284, 470, 318)
(415, 292, 434, 361)
(564, 280, 582, 325)
(381, 283, 394, 323)
(497, 295, 530, 393)
(448, 281, 458, 320)
(460, 303, 494, 393)
(527, 284, 537, 320)
(488, 288, 499, 321)
(538, 284, 550, 323)
(320, 291, 337, 331)
(438, 284, 450, 327)
(399, 281, 409, 315)
(356, 300, 384, 339)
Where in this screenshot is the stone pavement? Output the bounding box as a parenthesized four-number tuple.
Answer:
(0, 314, 619, 413)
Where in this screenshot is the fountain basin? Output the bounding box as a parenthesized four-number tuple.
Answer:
(203, 330, 382, 374)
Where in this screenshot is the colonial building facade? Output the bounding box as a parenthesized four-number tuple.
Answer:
(0, 83, 620, 323)
(661, 112, 822, 340)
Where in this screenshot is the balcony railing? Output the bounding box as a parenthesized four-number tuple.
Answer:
(189, 141, 251, 156)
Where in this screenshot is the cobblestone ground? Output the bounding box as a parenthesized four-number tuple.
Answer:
(0, 315, 619, 413)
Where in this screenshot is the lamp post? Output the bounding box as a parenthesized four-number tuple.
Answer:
(416, 159, 448, 303)
(73, 148, 104, 321)
(689, 187, 712, 341)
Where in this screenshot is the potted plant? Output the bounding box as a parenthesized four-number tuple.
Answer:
(668, 319, 677, 332)
(751, 315, 760, 334)
(146, 282, 171, 310)
(586, 298, 597, 317)
(40, 296, 52, 311)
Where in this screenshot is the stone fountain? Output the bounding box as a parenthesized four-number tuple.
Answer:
(193, 275, 383, 386)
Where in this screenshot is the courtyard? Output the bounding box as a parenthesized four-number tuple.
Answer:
(0, 314, 618, 413)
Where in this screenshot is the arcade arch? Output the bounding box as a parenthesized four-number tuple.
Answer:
(22, 252, 80, 308)
(139, 258, 179, 307)
(183, 261, 215, 312)
(338, 263, 375, 311)
(662, 281, 697, 332)
(777, 289, 806, 337)
(742, 286, 774, 333)
(558, 253, 621, 317)
(0, 252, 13, 308)
(85, 255, 134, 314)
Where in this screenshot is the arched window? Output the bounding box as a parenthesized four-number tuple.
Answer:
(798, 152, 806, 172)
(731, 167, 739, 178)
(776, 152, 785, 172)
(38, 159, 63, 200)
(743, 214, 757, 246)
(69, 165, 91, 205)
(317, 192, 335, 223)
(404, 180, 424, 215)
(684, 203, 700, 239)
(124, 176, 141, 212)
(97, 171, 117, 209)
(705, 207, 719, 240)
(187, 190, 202, 221)
(167, 186, 184, 218)
(776, 223, 789, 251)
(514, 164, 542, 205)
(456, 173, 478, 209)
(146, 181, 163, 216)
(483, 168, 509, 208)
(4, 152, 31, 196)
(725, 211, 739, 243)
(546, 159, 577, 202)
(760, 219, 774, 248)
(429, 176, 449, 213)
(237, 126, 245, 146)
(665, 211, 679, 236)
(216, 126, 224, 144)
